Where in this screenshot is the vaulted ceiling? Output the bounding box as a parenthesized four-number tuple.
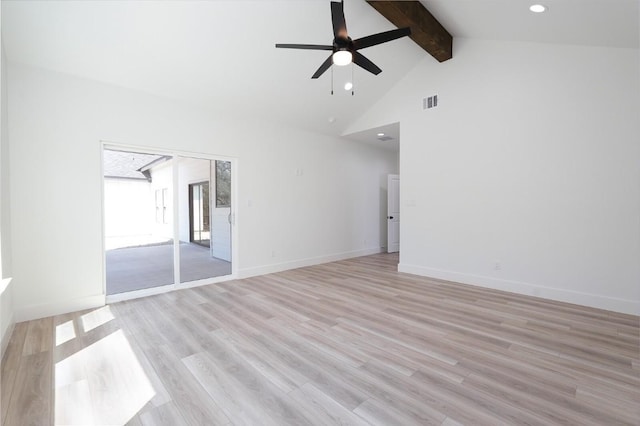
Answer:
(1, 0, 638, 140)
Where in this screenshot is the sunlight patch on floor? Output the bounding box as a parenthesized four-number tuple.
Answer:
(80, 305, 115, 333)
(55, 329, 155, 425)
(55, 320, 76, 346)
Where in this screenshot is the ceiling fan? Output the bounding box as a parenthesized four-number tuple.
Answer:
(275, 0, 411, 79)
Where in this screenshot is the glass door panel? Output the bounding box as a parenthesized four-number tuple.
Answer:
(178, 157, 232, 283)
(103, 148, 174, 294)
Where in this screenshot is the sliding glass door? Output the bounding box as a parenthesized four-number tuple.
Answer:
(103, 147, 233, 296)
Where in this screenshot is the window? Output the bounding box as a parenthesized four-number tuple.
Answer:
(155, 188, 169, 223)
(155, 190, 162, 223)
(162, 188, 168, 223)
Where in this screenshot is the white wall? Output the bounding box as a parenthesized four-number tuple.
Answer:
(7, 63, 398, 320)
(149, 161, 173, 241)
(0, 38, 15, 355)
(346, 38, 640, 314)
(104, 179, 154, 241)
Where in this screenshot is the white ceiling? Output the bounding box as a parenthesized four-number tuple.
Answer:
(1, 0, 638, 146)
(344, 122, 400, 151)
(424, 0, 639, 49)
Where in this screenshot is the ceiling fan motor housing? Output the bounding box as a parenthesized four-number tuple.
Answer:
(333, 37, 353, 53)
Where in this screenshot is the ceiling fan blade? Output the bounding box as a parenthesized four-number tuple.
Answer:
(311, 54, 334, 79)
(353, 27, 411, 50)
(275, 44, 333, 50)
(353, 51, 382, 75)
(331, 1, 348, 38)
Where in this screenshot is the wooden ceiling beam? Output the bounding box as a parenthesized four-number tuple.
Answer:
(365, 0, 453, 62)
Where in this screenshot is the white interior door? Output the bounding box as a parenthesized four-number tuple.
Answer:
(211, 207, 231, 261)
(387, 174, 400, 253)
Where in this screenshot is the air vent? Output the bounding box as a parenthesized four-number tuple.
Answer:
(423, 95, 438, 110)
(378, 136, 394, 141)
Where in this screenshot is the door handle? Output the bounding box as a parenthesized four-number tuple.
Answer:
(388, 216, 394, 219)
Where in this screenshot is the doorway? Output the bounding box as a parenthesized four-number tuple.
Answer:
(189, 182, 210, 247)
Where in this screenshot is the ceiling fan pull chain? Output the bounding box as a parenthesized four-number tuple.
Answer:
(352, 63, 354, 96)
(331, 65, 334, 95)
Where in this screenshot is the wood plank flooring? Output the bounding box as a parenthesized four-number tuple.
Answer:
(1, 253, 638, 425)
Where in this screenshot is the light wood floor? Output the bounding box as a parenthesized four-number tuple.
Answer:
(1, 253, 639, 425)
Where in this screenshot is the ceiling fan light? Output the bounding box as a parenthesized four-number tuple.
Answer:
(529, 4, 546, 13)
(333, 50, 352, 66)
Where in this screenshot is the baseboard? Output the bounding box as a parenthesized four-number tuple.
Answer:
(15, 294, 106, 323)
(1, 277, 15, 359)
(12, 249, 383, 321)
(108, 248, 383, 302)
(1, 319, 14, 359)
(398, 263, 639, 316)
(239, 247, 384, 279)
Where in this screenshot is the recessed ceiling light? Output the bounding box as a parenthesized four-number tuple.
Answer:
(344, 82, 353, 91)
(529, 4, 546, 13)
(377, 132, 385, 137)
